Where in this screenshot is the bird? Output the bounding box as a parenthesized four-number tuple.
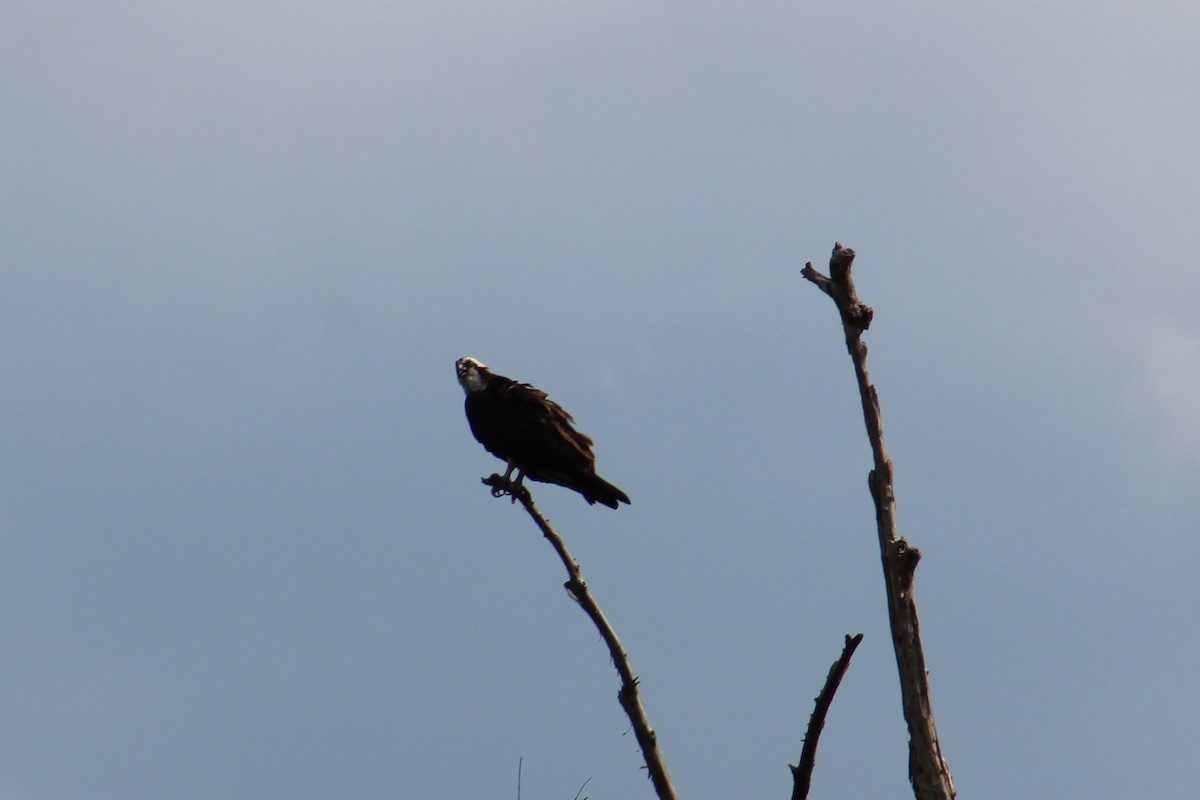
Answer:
(455, 357, 631, 508)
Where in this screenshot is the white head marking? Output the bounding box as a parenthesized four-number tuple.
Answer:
(456, 356, 488, 393)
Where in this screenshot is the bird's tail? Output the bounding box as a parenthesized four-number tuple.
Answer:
(584, 474, 631, 509)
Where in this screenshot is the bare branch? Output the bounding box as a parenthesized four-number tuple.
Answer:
(802, 244, 957, 800)
(790, 633, 864, 800)
(482, 474, 679, 800)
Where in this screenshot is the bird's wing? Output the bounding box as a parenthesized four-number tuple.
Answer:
(468, 378, 596, 475)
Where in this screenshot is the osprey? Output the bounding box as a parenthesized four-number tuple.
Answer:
(455, 357, 631, 509)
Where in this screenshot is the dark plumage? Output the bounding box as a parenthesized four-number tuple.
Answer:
(455, 357, 630, 508)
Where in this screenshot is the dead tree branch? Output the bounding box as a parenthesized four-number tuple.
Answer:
(801, 243, 957, 800)
(790, 633, 864, 800)
(482, 474, 679, 800)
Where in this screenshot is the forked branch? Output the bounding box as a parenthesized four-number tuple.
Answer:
(482, 474, 678, 800)
(802, 244, 957, 800)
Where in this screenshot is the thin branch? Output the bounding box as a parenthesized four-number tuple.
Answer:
(790, 633, 864, 800)
(802, 243, 957, 800)
(482, 474, 679, 800)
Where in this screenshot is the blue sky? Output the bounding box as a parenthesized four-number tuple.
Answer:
(2, 2, 1198, 798)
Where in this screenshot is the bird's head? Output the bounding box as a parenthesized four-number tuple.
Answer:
(456, 356, 488, 393)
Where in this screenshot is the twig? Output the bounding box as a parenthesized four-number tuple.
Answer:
(802, 243, 957, 800)
(482, 474, 679, 800)
(790, 633, 864, 800)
